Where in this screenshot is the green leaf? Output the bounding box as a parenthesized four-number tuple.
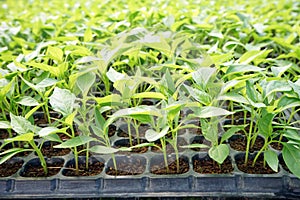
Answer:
(246, 80, 258, 103)
(106, 67, 126, 83)
(65, 110, 77, 126)
(145, 126, 169, 142)
(208, 144, 229, 164)
(25, 62, 60, 77)
(0, 148, 32, 165)
(192, 67, 216, 88)
(84, 28, 93, 42)
(131, 92, 166, 100)
(47, 46, 63, 62)
(217, 92, 249, 104)
(221, 127, 244, 144)
(49, 87, 76, 116)
(197, 106, 233, 118)
(0, 121, 11, 129)
(94, 94, 122, 106)
(16, 96, 39, 106)
(258, 112, 275, 138)
(54, 135, 95, 148)
(264, 149, 279, 172)
(112, 106, 162, 119)
(263, 80, 291, 98)
(282, 143, 300, 178)
(10, 113, 38, 134)
(5, 132, 34, 142)
(38, 127, 67, 137)
(76, 72, 96, 96)
(226, 64, 264, 75)
(89, 145, 119, 154)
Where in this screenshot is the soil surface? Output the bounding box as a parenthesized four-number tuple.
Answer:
(34, 112, 61, 127)
(117, 123, 149, 138)
(106, 157, 145, 176)
(0, 159, 24, 177)
(193, 156, 233, 174)
(21, 159, 64, 177)
(114, 139, 148, 153)
(1, 141, 33, 157)
(0, 130, 13, 139)
(236, 154, 277, 174)
(150, 157, 189, 175)
(63, 159, 104, 176)
(229, 135, 265, 152)
(40, 141, 71, 157)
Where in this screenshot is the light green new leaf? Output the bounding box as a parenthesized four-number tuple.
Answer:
(192, 67, 216, 88)
(16, 96, 39, 106)
(47, 46, 63, 62)
(106, 67, 126, 83)
(76, 72, 96, 96)
(89, 145, 119, 154)
(132, 92, 166, 100)
(54, 135, 95, 148)
(197, 106, 233, 118)
(221, 126, 244, 144)
(208, 144, 229, 164)
(226, 64, 264, 75)
(145, 126, 169, 142)
(264, 149, 278, 172)
(5, 132, 34, 142)
(49, 87, 76, 116)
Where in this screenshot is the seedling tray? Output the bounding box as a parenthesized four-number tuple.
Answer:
(1, 118, 300, 199)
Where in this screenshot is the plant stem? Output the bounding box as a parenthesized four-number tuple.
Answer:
(245, 107, 255, 164)
(30, 140, 48, 175)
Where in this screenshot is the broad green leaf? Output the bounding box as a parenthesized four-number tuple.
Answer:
(226, 64, 264, 75)
(65, 110, 77, 126)
(208, 144, 229, 164)
(264, 149, 278, 172)
(106, 67, 126, 83)
(221, 127, 244, 144)
(217, 92, 249, 104)
(282, 143, 300, 178)
(84, 28, 93, 42)
(76, 72, 96, 96)
(16, 96, 39, 106)
(47, 46, 63, 62)
(238, 50, 271, 65)
(263, 80, 291, 98)
(145, 126, 169, 142)
(131, 92, 166, 100)
(49, 87, 76, 116)
(5, 132, 34, 142)
(10, 113, 38, 134)
(25, 62, 60, 77)
(94, 94, 122, 106)
(54, 135, 95, 148)
(38, 127, 67, 137)
(192, 67, 216, 88)
(89, 145, 119, 154)
(258, 112, 275, 138)
(0, 121, 11, 129)
(112, 106, 162, 119)
(271, 64, 292, 77)
(246, 80, 258, 103)
(197, 106, 233, 118)
(275, 96, 300, 112)
(283, 129, 300, 143)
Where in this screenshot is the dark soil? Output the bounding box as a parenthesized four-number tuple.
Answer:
(0, 130, 15, 139)
(21, 158, 64, 177)
(0, 159, 24, 177)
(108, 124, 116, 137)
(193, 156, 233, 174)
(39, 141, 71, 157)
(151, 137, 187, 153)
(106, 156, 146, 176)
(34, 112, 61, 127)
(114, 139, 148, 153)
(223, 119, 252, 133)
(229, 135, 265, 152)
(225, 111, 251, 121)
(150, 157, 189, 175)
(63, 158, 104, 176)
(236, 154, 277, 174)
(270, 136, 287, 151)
